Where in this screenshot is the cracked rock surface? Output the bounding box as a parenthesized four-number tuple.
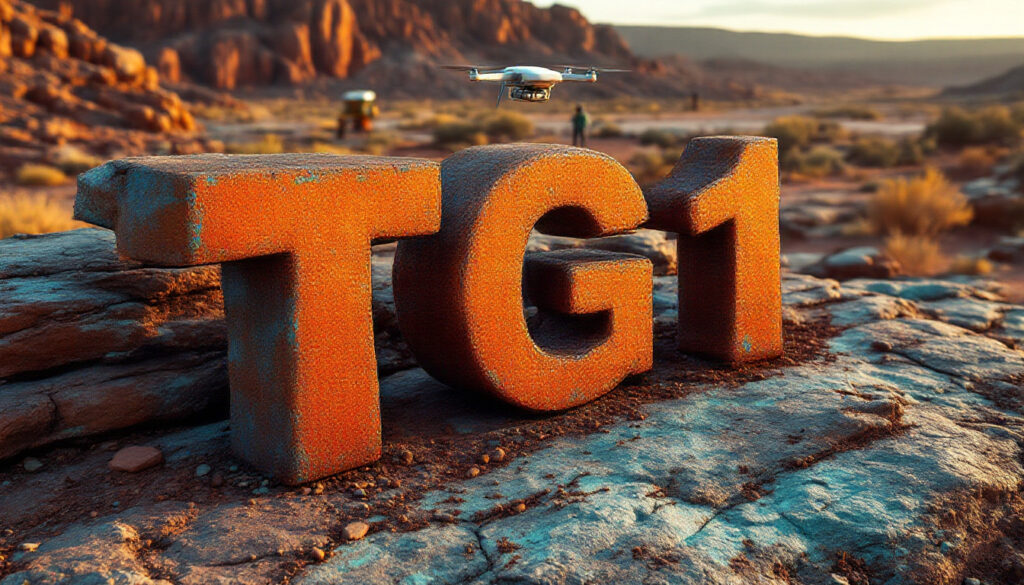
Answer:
(1, 252, 1023, 584)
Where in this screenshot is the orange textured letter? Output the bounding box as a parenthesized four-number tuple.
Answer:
(392, 144, 653, 411)
(644, 136, 782, 363)
(75, 153, 441, 484)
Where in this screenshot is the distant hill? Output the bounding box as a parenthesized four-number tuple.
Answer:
(945, 63, 1024, 97)
(615, 26, 1024, 88)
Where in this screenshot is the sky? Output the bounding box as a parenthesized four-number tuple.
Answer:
(530, 0, 1024, 40)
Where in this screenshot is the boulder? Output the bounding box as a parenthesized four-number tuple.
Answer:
(802, 246, 901, 281)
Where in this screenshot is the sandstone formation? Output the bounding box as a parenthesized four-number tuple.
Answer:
(0, 0, 216, 175)
(25, 0, 743, 99)
(0, 229, 414, 461)
(1, 251, 1022, 583)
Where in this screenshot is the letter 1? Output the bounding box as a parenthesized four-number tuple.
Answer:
(644, 136, 782, 362)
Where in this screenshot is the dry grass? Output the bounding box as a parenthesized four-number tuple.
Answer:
(14, 164, 69, 186)
(867, 168, 973, 237)
(224, 134, 286, 155)
(949, 255, 994, 276)
(956, 146, 998, 178)
(883, 233, 947, 277)
(0, 194, 84, 239)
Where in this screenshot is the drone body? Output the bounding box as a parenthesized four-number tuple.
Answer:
(447, 65, 624, 105)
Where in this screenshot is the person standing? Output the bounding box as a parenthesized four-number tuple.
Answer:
(571, 104, 589, 147)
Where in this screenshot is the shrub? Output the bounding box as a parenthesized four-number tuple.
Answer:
(15, 164, 69, 186)
(593, 121, 624, 138)
(867, 168, 973, 237)
(433, 111, 533, 147)
(949, 255, 994, 276)
(897, 137, 926, 166)
(225, 134, 285, 155)
(0, 194, 84, 238)
(54, 147, 104, 176)
(884, 233, 947, 276)
(846, 137, 900, 168)
(638, 128, 680, 148)
(483, 111, 534, 141)
(927, 106, 1023, 148)
(763, 116, 818, 154)
(781, 146, 845, 178)
(813, 104, 882, 121)
(956, 147, 997, 178)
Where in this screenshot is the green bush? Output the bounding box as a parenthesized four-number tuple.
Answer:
(812, 104, 882, 121)
(782, 146, 845, 177)
(897, 137, 926, 166)
(483, 111, 534, 141)
(846, 137, 900, 168)
(927, 106, 1023, 148)
(763, 116, 818, 154)
(593, 122, 624, 138)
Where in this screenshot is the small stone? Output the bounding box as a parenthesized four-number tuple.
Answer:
(964, 578, 981, 585)
(252, 487, 270, 495)
(391, 478, 402, 488)
(89, 511, 98, 518)
(313, 482, 325, 495)
(491, 447, 506, 462)
(870, 340, 893, 352)
(19, 542, 40, 552)
(210, 473, 225, 488)
(467, 466, 480, 478)
(352, 488, 367, 498)
(478, 454, 490, 465)
(432, 512, 455, 523)
(513, 502, 526, 513)
(195, 464, 211, 477)
(229, 465, 239, 472)
(342, 521, 369, 541)
(300, 486, 312, 496)
(349, 502, 370, 513)
(399, 450, 414, 465)
(940, 541, 954, 554)
(22, 458, 43, 473)
(247, 499, 258, 506)
(108, 446, 163, 473)
(830, 575, 850, 585)
(310, 547, 326, 562)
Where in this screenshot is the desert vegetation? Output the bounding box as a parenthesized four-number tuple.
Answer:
(0, 195, 84, 239)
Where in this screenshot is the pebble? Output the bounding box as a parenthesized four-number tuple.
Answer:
(22, 458, 43, 473)
(310, 547, 326, 562)
(467, 466, 481, 478)
(300, 487, 312, 496)
(195, 464, 211, 477)
(313, 482, 325, 495)
(349, 502, 370, 513)
(229, 465, 239, 472)
(964, 579, 981, 585)
(830, 575, 850, 585)
(399, 450, 414, 465)
(491, 447, 506, 462)
(870, 340, 893, 352)
(940, 541, 954, 554)
(352, 488, 367, 498)
(432, 512, 456, 523)
(342, 521, 370, 541)
(252, 487, 270, 495)
(108, 446, 163, 473)
(478, 454, 490, 465)
(19, 542, 40, 552)
(513, 502, 527, 513)
(210, 473, 225, 488)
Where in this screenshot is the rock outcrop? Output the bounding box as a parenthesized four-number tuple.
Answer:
(0, 0, 217, 174)
(24, 0, 731, 99)
(1, 250, 1023, 584)
(0, 229, 413, 461)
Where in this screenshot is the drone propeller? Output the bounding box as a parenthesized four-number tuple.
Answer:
(441, 64, 498, 71)
(554, 65, 631, 73)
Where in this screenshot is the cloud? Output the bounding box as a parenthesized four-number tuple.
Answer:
(686, 0, 954, 20)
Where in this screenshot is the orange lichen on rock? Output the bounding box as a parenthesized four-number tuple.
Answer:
(644, 136, 783, 363)
(75, 153, 441, 484)
(393, 144, 653, 411)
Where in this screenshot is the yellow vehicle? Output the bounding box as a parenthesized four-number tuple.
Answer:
(337, 90, 379, 137)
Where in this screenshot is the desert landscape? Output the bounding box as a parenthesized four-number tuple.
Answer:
(1, 0, 1024, 584)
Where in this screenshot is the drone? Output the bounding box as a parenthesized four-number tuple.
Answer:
(444, 65, 629, 106)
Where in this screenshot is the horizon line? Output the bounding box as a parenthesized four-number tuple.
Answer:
(601, 22, 1024, 44)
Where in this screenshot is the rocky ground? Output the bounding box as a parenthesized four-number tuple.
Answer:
(1, 227, 1023, 584)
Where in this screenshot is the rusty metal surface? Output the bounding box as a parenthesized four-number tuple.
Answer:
(75, 153, 441, 484)
(644, 136, 783, 363)
(393, 144, 653, 412)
